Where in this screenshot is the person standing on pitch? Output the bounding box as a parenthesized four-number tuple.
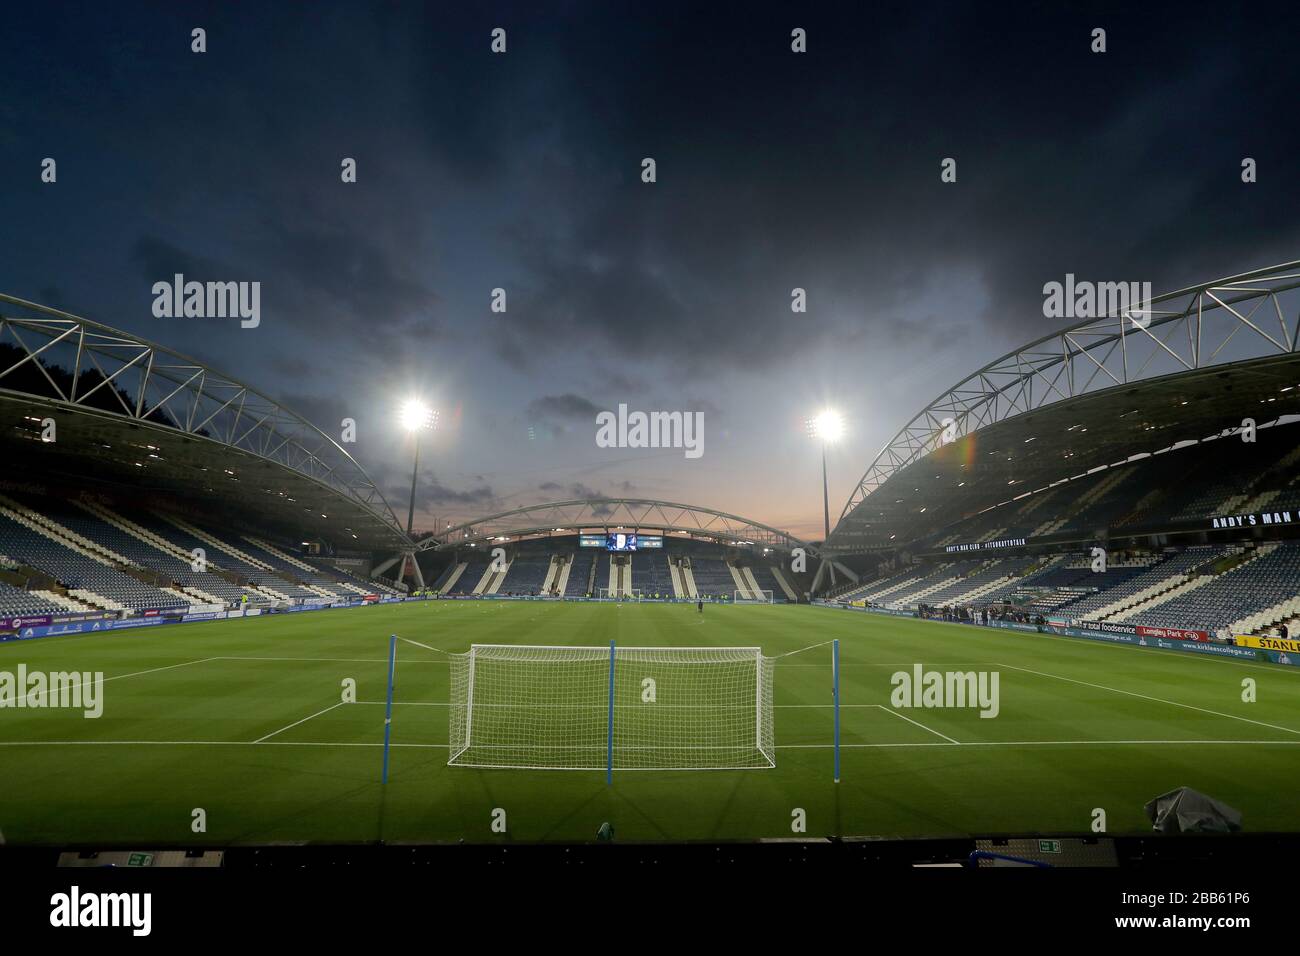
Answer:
(697, 598, 703, 614)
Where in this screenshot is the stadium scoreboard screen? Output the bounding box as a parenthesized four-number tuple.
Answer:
(579, 534, 664, 550)
(606, 533, 637, 551)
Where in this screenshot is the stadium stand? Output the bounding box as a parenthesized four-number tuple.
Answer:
(632, 552, 675, 597)
(686, 554, 734, 598)
(750, 562, 790, 601)
(563, 550, 596, 596)
(238, 537, 353, 598)
(179, 519, 329, 602)
(0, 580, 67, 617)
(1121, 542, 1300, 632)
(7, 495, 245, 606)
(110, 510, 319, 602)
(831, 531, 1300, 640)
(913, 555, 1038, 606)
(0, 489, 410, 619)
(449, 559, 489, 595)
(1062, 548, 1227, 620)
(0, 510, 192, 612)
(413, 540, 801, 604)
(500, 549, 550, 595)
(987, 552, 1159, 610)
(304, 558, 400, 595)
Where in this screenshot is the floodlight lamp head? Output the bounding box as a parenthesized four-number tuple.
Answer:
(400, 399, 436, 432)
(811, 409, 844, 444)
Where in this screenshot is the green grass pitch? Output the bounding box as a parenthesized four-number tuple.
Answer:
(1, 600, 1297, 844)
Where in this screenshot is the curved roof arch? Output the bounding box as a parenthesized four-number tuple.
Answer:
(417, 498, 808, 552)
(0, 292, 406, 546)
(834, 259, 1300, 541)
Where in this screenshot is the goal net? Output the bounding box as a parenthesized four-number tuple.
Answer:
(734, 588, 774, 604)
(447, 644, 775, 771)
(597, 587, 642, 601)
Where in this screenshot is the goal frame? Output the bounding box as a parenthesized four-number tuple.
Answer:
(734, 588, 774, 604)
(597, 587, 643, 601)
(381, 635, 841, 785)
(447, 642, 775, 773)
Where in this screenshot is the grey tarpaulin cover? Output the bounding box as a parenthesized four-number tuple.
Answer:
(1144, 787, 1243, 834)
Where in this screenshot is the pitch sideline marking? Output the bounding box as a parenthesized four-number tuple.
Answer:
(995, 660, 1300, 736)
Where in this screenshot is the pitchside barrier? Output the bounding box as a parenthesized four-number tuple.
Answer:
(816, 601, 1299, 666)
(531, 595, 728, 602)
(0, 595, 395, 642)
(0, 590, 741, 646)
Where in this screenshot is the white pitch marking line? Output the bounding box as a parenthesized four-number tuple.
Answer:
(776, 739, 1300, 749)
(215, 656, 448, 665)
(17, 656, 220, 704)
(253, 701, 346, 743)
(995, 660, 1300, 736)
(872, 704, 962, 744)
(397, 638, 452, 655)
(0, 739, 1297, 749)
(357, 701, 448, 706)
(354, 701, 882, 709)
(776, 704, 879, 708)
(103, 657, 222, 683)
(0, 740, 452, 748)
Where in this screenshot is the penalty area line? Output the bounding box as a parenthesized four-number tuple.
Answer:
(872, 704, 962, 744)
(252, 701, 346, 743)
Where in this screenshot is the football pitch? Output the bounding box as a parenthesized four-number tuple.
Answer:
(1, 600, 1298, 845)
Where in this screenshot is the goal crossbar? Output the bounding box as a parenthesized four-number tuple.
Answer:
(467, 644, 762, 652)
(447, 643, 774, 772)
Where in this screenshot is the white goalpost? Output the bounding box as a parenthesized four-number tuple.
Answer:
(734, 588, 774, 604)
(597, 587, 642, 601)
(446, 644, 775, 771)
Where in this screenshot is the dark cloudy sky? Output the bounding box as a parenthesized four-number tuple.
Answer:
(4, 1, 1299, 539)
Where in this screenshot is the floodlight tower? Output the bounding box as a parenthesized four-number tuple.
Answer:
(809, 409, 844, 542)
(400, 399, 437, 535)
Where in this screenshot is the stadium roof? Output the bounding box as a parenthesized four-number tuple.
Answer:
(826, 260, 1300, 553)
(0, 293, 409, 550)
(416, 498, 808, 552)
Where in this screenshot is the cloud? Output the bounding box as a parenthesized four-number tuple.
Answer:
(424, 477, 496, 507)
(527, 393, 602, 422)
(8, 1, 1300, 543)
(526, 393, 604, 438)
(131, 236, 229, 286)
(537, 480, 608, 501)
